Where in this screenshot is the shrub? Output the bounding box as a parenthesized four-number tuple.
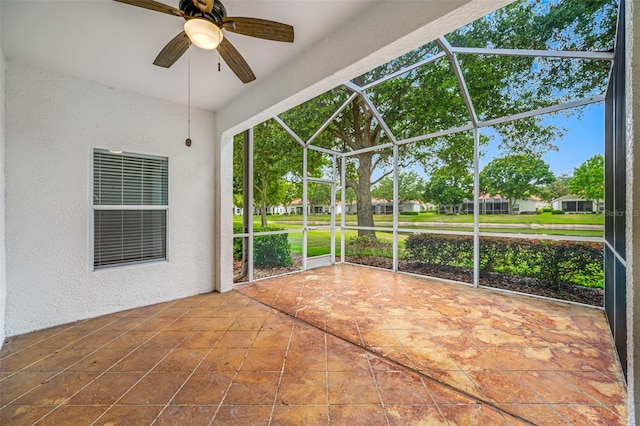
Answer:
(404, 233, 473, 267)
(346, 234, 393, 258)
(542, 206, 553, 212)
(404, 233, 603, 289)
(232, 225, 292, 267)
(551, 210, 566, 215)
(400, 211, 419, 216)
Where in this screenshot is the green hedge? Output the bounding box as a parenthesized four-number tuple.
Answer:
(400, 211, 419, 216)
(346, 235, 393, 258)
(233, 225, 292, 267)
(404, 233, 603, 289)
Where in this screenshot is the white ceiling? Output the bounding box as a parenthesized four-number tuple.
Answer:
(1, 0, 377, 111)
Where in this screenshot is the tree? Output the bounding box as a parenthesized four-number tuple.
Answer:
(480, 155, 555, 213)
(308, 183, 332, 214)
(423, 170, 473, 214)
(281, 181, 302, 214)
(234, 120, 327, 227)
(543, 174, 572, 202)
(569, 154, 604, 211)
(371, 171, 425, 203)
(260, 0, 617, 234)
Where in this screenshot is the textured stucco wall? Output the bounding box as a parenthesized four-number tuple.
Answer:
(0, 6, 6, 347)
(4, 60, 216, 336)
(627, 0, 639, 421)
(214, 0, 515, 292)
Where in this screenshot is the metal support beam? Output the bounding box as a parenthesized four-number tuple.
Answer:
(473, 127, 480, 289)
(478, 95, 605, 128)
(247, 128, 254, 283)
(396, 124, 475, 146)
(360, 52, 447, 92)
(437, 37, 479, 127)
(451, 46, 614, 61)
(392, 145, 399, 273)
(360, 93, 398, 144)
(307, 93, 358, 146)
(273, 115, 306, 147)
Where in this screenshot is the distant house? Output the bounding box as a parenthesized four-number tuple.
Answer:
(552, 195, 604, 213)
(439, 195, 549, 215)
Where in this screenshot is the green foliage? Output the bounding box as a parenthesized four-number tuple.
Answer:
(480, 155, 555, 212)
(232, 225, 292, 267)
(371, 171, 425, 203)
(551, 210, 566, 215)
(423, 169, 473, 213)
(569, 154, 604, 207)
(544, 174, 572, 202)
(346, 235, 393, 258)
(404, 234, 474, 267)
(400, 211, 419, 216)
(404, 233, 603, 289)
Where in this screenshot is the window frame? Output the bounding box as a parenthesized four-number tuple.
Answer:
(90, 148, 170, 270)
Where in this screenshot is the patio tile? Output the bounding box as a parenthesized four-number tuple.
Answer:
(277, 371, 328, 405)
(94, 405, 163, 425)
(154, 405, 217, 425)
(211, 405, 273, 425)
(386, 405, 448, 425)
(34, 405, 108, 426)
(118, 371, 190, 404)
(270, 405, 329, 426)
(13, 372, 97, 405)
(329, 404, 387, 425)
(0, 264, 627, 425)
(67, 372, 144, 405)
(223, 371, 281, 405)
(0, 405, 54, 425)
(171, 371, 235, 405)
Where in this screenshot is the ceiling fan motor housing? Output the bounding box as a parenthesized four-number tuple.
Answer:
(180, 0, 227, 23)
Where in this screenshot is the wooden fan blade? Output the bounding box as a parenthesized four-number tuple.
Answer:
(217, 38, 256, 84)
(221, 17, 294, 43)
(153, 31, 190, 68)
(112, 0, 184, 17)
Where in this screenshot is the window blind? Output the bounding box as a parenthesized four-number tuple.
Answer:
(93, 150, 168, 268)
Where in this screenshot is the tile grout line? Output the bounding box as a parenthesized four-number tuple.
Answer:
(1, 300, 186, 417)
(147, 298, 257, 425)
(266, 316, 296, 426)
(236, 290, 538, 426)
(206, 311, 271, 426)
(94, 311, 212, 426)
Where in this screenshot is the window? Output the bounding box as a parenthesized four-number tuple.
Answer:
(93, 149, 168, 269)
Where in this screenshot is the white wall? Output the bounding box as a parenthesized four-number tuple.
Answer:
(0, 5, 6, 347)
(4, 60, 216, 336)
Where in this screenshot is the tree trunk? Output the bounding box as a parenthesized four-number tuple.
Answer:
(259, 181, 268, 227)
(355, 152, 376, 237)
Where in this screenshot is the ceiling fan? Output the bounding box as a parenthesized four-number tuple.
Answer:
(113, 0, 294, 83)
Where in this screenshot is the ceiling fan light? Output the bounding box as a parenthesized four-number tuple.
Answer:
(184, 18, 223, 50)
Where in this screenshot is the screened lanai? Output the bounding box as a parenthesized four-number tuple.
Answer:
(234, 1, 616, 295)
(232, 0, 626, 375)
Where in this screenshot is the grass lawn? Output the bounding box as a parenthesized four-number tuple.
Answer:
(234, 214, 603, 238)
(238, 212, 604, 226)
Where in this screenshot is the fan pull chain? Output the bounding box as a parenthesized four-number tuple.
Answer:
(218, 50, 221, 72)
(186, 45, 192, 147)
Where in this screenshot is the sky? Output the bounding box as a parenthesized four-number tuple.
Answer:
(479, 102, 605, 177)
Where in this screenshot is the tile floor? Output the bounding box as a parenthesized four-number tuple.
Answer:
(0, 264, 626, 425)
(237, 264, 627, 425)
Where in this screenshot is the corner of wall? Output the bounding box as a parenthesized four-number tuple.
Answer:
(0, 8, 7, 349)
